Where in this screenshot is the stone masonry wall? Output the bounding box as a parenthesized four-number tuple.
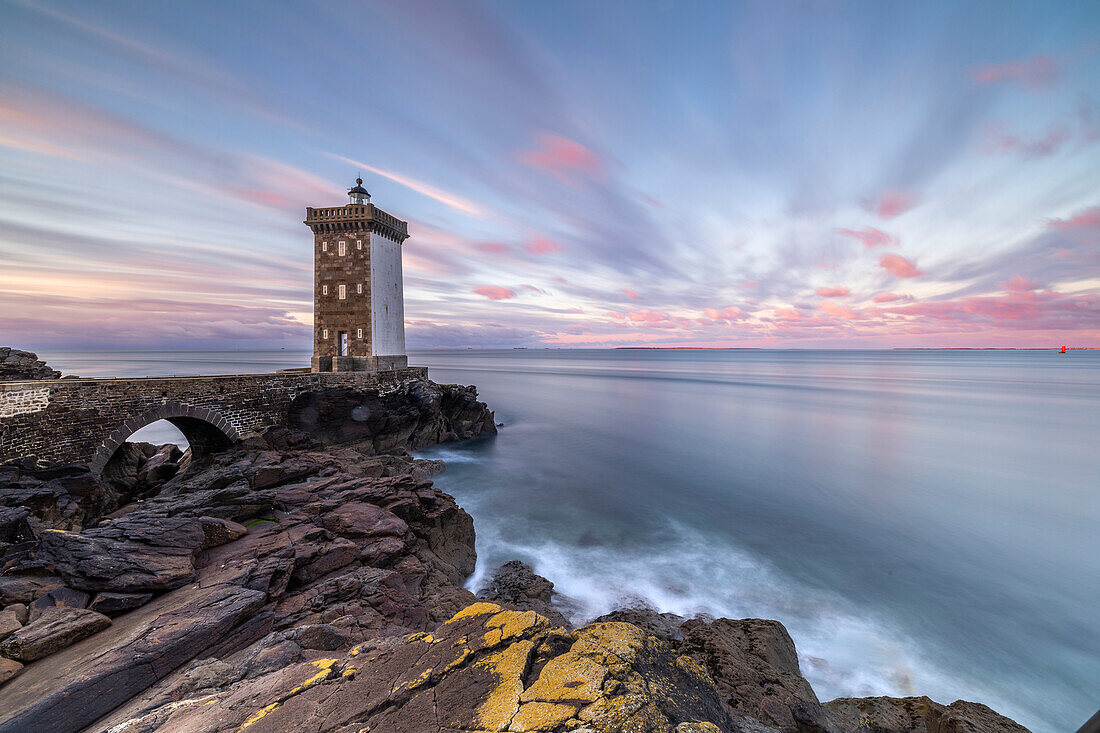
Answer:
(0, 367, 427, 472)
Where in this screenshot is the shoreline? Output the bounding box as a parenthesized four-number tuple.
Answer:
(0, 372, 1044, 731)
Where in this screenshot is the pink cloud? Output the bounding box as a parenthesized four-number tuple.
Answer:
(773, 307, 802, 320)
(837, 227, 896, 248)
(472, 286, 516, 300)
(516, 132, 602, 184)
(703, 306, 745, 322)
(1003, 276, 1041, 292)
(520, 284, 547, 295)
(880, 254, 923, 278)
(872, 292, 911, 303)
(816, 286, 851, 298)
(980, 122, 1069, 159)
(620, 289, 642, 300)
(818, 301, 860, 320)
(526, 236, 564, 255)
(971, 55, 1058, 89)
(867, 191, 920, 219)
(478, 242, 510, 254)
(1048, 205, 1100, 243)
(628, 309, 670, 323)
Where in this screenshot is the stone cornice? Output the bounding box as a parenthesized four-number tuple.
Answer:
(304, 204, 409, 242)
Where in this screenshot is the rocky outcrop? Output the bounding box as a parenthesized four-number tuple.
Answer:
(477, 559, 571, 627)
(826, 696, 1031, 733)
(288, 379, 497, 451)
(0, 348, 61, 381)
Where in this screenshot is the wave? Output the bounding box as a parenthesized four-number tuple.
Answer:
(464, 516, 1034, 730)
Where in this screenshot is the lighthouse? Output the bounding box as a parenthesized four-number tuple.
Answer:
(304, 178, 409, 372)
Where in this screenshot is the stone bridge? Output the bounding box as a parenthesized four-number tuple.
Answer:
(0, 368, 427, 475)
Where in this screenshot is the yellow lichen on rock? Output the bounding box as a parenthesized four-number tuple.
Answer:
(468, 639, 535, 732)
(235, 658, 339, 731)
(237, 702, 281, 731)
(508, 701, 579, 731)
(444, 601, 504, 626)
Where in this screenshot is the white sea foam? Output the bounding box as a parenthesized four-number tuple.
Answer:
(466, 517, 1033, 729)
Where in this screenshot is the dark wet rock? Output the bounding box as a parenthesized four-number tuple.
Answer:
(594, 605, 687, 642)
(0, 463, 105, 532)
(0, 348, 60, 381)
(88, 591, 153, 616)
(679, 617, 832, 733)
(0, 576, 63, 606)
(288, 380, 496, 452)
(0, 607, 110, 662)
(826, 696, 1031, 733)
(477, 559, 572, 627)
(27, 586, 88, 622)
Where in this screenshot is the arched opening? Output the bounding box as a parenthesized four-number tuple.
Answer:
(91, 403, 239, 481)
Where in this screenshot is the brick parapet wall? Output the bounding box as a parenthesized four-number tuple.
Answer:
(0, 367, 427, 471)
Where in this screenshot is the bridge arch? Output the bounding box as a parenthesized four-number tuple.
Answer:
(90, 402, 240, 477)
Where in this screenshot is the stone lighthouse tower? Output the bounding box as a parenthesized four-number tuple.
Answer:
(304, 178, 409, 372)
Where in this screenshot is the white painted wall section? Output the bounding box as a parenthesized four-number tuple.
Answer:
(370, 235, 405, 356)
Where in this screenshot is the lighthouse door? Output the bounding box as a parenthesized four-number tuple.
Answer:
(338, 331, 348, 356)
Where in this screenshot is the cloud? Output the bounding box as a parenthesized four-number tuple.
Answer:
(979, 122, 1070, 159)
(703, 306, 745, 322)
(971, 55, 1058, 89)
(627, 309, 670, 323)
(866, 191, 920, 219)
(326, 154, 485, 217)
(816, 286, 851, 297)
(620, 289, 642, 300)
(880, 254, 923, 278)
(773, 307, 802, 320)
(1048, 205, 1100, 243)
(477, 242, 511, 254)
(837, 227, 896, 248)
(526, 236, 564, 255)
(516, 131, 602, 184)
(1003, 275, 1041, 292)
(872, 292, 911, 303)
(472, 286, 516, 300)
(818, 301, 860, 319)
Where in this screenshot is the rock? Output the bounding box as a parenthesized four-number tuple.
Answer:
(27, 587, 89, 622)
(88, 592, 153, 616)
(0, 610, 21, 641)
(287, 381, 496, 452)
(321, 502, 408, 539)
(0, 607, 111, 662)
(284, 624, 347, 651)
(0, 348, 61, 381)
(0, 658, 21, 685)
(477, 560, 572, 627)
(5, 605, 27, 625)
(0, 577, 64, 606)
(198, 516, 248, 549)
(679, 617, 832, 733)
(826, 696, 1031, 733)
(594, 605, 686, 642)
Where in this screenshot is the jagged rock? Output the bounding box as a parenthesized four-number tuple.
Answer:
(0, 607, 110, 662)
(287, 380, 496, 452)
(88, 591, 153, 616)
(0, 463, 105, 532)
(594, 605, 686, 642)
(0, 658, 21, 685)
(679, 617, 832, 733)
(5, 604, 27, 625)
(478, 560, 572, 627)
(27, 587, 89, 622)
(826, 696, 1031, 733)
(0, 348, 60, 381)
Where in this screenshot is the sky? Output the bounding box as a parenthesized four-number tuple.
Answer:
(1, 0, 1098, 350)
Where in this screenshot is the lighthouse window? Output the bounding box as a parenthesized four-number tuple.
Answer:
(357, 282, 362, 294)
(322, 242, 328, 252)
(323, 329, 328, 339)
(322, 285, 328, 295)
(356, 239, 362, 250)
(357, 328, 363, 339)
(339, 284, 346, 299)
(339, 241, 346, 256)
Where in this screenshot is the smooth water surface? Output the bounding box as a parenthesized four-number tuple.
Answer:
(39, 348, 1100, 732)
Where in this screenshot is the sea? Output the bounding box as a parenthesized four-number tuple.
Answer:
(36, 348, 1100, 732)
